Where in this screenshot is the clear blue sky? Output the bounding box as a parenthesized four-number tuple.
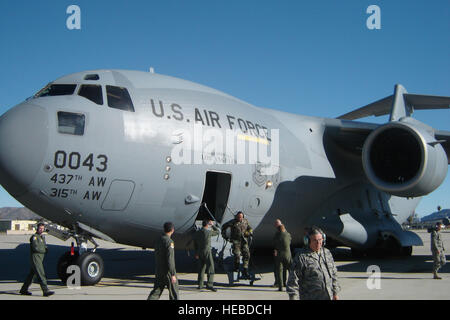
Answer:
(0, 1, 448, 217)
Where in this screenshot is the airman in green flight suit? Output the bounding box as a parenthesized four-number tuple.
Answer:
(20, 223, 54, 297)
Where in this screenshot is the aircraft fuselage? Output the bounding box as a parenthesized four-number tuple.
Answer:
(0, 70, 423, 251)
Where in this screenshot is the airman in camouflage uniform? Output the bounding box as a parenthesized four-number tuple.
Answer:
(148, 222, 179, 300)
(431, 222, 446, 279)
(193, 219, 220, 291)
(287, 227, 340, 300)
(20, 223, 54, 297)
(273, 219, 292, 291)
(221, 211, 253, 277)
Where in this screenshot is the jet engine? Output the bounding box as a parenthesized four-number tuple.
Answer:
(362, 120, 448, 197)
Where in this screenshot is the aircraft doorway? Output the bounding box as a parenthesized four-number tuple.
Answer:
(196, 171, 232, 224)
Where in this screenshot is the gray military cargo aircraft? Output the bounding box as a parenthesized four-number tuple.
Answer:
(0, 69, 448, 285)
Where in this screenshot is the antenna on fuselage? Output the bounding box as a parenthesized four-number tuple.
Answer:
(149, 67, 155, 74)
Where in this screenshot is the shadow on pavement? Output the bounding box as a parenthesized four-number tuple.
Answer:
(0, 243, 274, 284)
(2, 242, 447, 287)
(331, 247, 449, 274)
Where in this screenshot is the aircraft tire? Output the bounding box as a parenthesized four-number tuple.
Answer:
(57, 251, 79, 284)
(77, 252, 104, 286)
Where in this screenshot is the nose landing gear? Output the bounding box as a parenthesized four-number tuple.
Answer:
(56, 237, 105, 286)
(48, 223, 105, 286)
(76, 251, 104, 286)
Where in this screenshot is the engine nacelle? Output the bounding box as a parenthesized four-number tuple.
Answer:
(362, 120, 448, 197)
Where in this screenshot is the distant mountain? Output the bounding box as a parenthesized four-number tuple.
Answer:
(0, 207, 42, 220)
(421, 209, 450, 222)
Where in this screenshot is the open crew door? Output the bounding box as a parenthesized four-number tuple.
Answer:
(196, 171, 232, 224)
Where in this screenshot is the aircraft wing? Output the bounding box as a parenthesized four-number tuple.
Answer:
(436, 130, 450, 162)
(324, 119, 377, 155)
(337, 93, 450, 120)
(325, 120, 450, 163)
(334, 87, 450, 162)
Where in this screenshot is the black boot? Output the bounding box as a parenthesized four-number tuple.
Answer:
(206, 286, 217, 292)
(43, 291, 55, 297)
(20, 289, 32, 296)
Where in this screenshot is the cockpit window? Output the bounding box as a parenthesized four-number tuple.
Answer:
(106, 85, 135, 112)
(78, 84, 103, 105)
(57, 112, 85, 136)
(35, 84, 77, 98)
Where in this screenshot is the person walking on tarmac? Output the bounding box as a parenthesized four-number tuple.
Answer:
(221, 211, 253, 278)
(431, 222, 446, 279)
(273, 219, 292, 291)
(193, 219, 220, 291)
(148, 222, 179, 300)
(20, 222, 54, 297)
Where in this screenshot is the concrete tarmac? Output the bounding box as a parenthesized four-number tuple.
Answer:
(0, 230, 449, 300)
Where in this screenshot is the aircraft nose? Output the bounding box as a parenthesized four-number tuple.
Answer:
(0, 103, 49, 197)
